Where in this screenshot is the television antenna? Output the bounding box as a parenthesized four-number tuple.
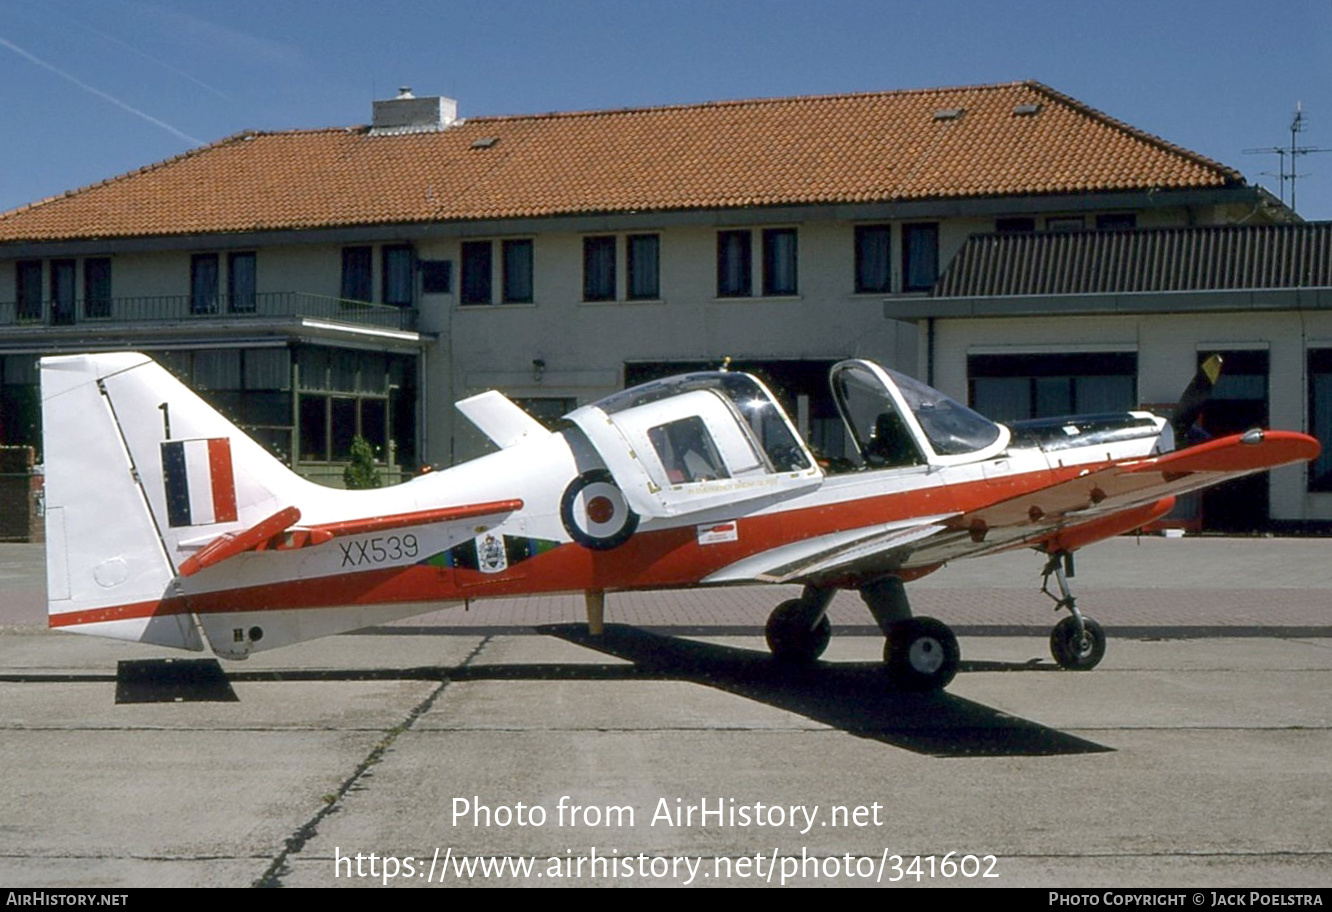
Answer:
(1244, 102, 1331, 212)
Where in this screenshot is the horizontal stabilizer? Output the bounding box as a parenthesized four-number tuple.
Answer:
(457, 390, 552, 448)
(176, 500, 525, 576)
(178, 506, 303, 577)
(305, 500, 524, 536)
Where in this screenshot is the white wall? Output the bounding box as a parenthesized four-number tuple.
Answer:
(931, 308, 1331, 522)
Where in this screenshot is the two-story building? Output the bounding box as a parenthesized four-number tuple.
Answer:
(1, 80, 1307, 523)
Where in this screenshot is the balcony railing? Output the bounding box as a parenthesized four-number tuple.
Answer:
(0, 292, 418, 331)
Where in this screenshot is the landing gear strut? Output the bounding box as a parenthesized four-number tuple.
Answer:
(762, 578, 960, 690)
(861, 577, 959, 691)
(1041, 551, 1106, 670)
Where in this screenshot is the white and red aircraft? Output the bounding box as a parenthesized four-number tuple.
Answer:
(39, 352, 1318, 691)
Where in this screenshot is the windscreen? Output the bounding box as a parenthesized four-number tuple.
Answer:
(885, 368, 1001, 455)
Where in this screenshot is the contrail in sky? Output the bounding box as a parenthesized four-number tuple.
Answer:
(0, 32, 203, 145)
(67, 19, 233, 104)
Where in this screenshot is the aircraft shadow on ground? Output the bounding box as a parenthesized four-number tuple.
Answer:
(533, 624, 1111, 758)
(95, 624, 1109, 757)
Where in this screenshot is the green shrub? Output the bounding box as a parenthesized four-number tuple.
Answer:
(343, 435, 382, 489)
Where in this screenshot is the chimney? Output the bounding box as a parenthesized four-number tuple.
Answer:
(371, 86, 458, 134)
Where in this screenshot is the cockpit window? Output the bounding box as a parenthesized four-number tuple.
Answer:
(885, 368, 1001, 455)
(648, 417, 730, 483)
(834, 365, 925, 468)
(593, 372, 811, 473)
(832, 362, 1002, 464)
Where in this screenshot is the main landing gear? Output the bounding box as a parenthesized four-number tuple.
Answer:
(1041, 551, 1106, 671)
(765, 586, 834, 664)
(762, 551, 1109, 688)
(763, 578, 960, 691)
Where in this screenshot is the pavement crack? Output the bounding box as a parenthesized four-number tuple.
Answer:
(251, 636, 492, 888)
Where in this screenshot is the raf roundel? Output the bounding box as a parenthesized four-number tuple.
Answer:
(560, 469, 639, 550)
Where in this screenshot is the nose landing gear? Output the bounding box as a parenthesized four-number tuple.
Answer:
(1041, 551, 1106, 671)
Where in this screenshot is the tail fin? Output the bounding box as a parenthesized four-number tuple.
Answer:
(1173, 353, 1223, 443)
(40, 352, 302, 649)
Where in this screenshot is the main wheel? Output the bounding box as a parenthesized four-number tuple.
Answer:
(765, 599, 832, 663)
(884, 616, 959, 691)
(1049, 616, 1106, 670)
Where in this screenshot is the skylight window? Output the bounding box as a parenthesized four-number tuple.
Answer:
(932, 108, 965, 121)
(1013, 103, 1043, 116)
(471, 137, 499, 149)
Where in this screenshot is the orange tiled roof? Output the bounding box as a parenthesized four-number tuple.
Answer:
(0, 81, 1244, 243)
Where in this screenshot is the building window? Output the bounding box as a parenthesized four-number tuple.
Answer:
(190, 254, 219, 315)
(502, 239, 533, 303)
(382, 245, 415, 307)
(84, 258, 111, 319)
(0, 355, 41, 453)
(15, 260, 42, 322)
(1309, 350, 1332, 491)
(1096, 213, 1137, 231)
(1046, 216, 1085, 232)
(341, 247, 373, 302)
(50, 259, 76, 325)
(421, 260, 452, 294)
(460, 241, 492, 305)
(294, 346, 416, 469)
(968, 352, 1137, 423)
(627, 234, 660, 300)
(583, 236, 616, 302)
(716, 230, 752, 297)
(228, 252, 256, 313)
(299, 396, 328, 464)
(762, 228, 798, 296)
(996, 217, 1036, 233)
(854, 225, 891, 293)
(902, 223, 938, 292)
(151, 348, 294, 464)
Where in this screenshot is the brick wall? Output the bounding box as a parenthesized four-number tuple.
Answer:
(0, 446, 41, 543)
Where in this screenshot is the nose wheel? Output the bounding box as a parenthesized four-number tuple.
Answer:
(1041, 551, 1106, 670)
(1050, 615, 1105, 670)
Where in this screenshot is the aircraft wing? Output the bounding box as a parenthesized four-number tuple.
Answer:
(712, 430, 1319, 587)
(945, 429, 1319, 560)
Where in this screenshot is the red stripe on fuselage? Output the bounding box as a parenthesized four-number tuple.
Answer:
(50, 597, 190, 628)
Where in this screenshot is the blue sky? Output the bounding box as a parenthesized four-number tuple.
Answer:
(3, 0, 1332, 218)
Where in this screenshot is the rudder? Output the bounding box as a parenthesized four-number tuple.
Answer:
(40, 352, 311, 650)
(41, 353, 200, 649)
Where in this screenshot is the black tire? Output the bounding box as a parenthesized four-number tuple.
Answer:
(883, 616, 959, 691)
(1050, 616, 1106, 670)
(765, 598, 832, 663)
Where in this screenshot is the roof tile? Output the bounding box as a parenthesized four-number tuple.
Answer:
(0, 81, 1243, 243)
